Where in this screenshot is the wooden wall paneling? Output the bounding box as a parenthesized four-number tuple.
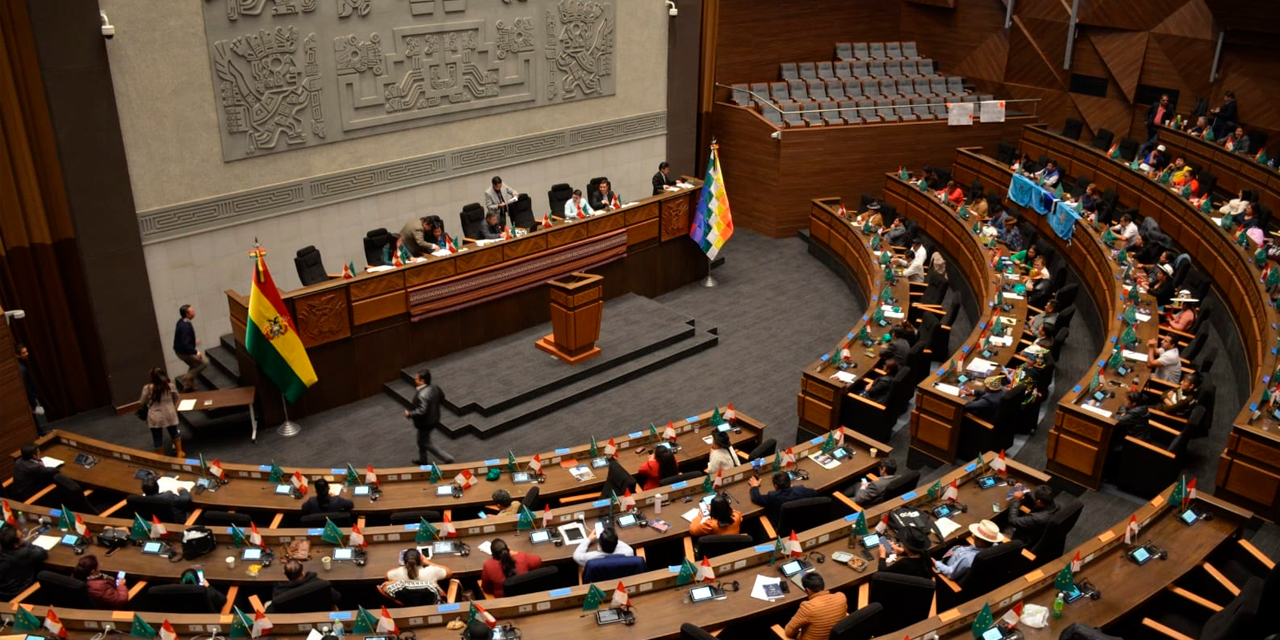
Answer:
(1152, 0, 1217, 39)
(1071, 94, 1141, 143)
(1087, 29, 1148, 102)
(1213, 46, 1280, 137)
(898, 0, 1007, 78)
(952, 29, 1010, 86)
(1202, 0, 1280, 35)
(1076, 0, 1187, 31)
(0, 305, 38, 479)
(1013, 0, 1071, 22)
(1149, 34, 1216, 101)
(709, 105, 782, 236)
(1005, 17, 1067, 91)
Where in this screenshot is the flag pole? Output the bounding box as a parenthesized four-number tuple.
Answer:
(702, 255, 716, 287)
(277, 391, 302, 437)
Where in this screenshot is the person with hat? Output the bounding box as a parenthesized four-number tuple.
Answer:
(877, 526, 932, 579)
(852, 201, 883, 230)
(1139, 145, 1167, 175)
(1146, 334, 1181, 383)
(1150, 263, 1176, 307)
(934, 520, 1004, 581)
(895, 237, 928, 283)
(961, 375, 1007, 424)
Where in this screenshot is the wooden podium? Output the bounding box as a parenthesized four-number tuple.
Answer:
(535, 273, 604, 364)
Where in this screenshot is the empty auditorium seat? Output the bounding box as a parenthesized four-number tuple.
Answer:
(838, 100, 863, 124)
(799, 62, 817, 80)
(836, 42, 854, 61)
(769, 82, 791, 105)
(781, 103, 806, 127)
(842, 79, 863, 99)
(878, 79, 899, 98)
(894, 99, 917, 121)
(730, 84, 750, 106)
(807, 79, 827, 101)
(816, 61, 835, 79)
(869, 42, 886, 59)
(885, 42, 902, 59)
(861, 78, 882, 99)
(819, 101, 844, 126)
(761, 105, 784, 127)
(780, 62, 798, 81)
(911, 98, 934, 120)
(919, 59, 938, 76)
(895, 78, 916, 97)
(825, 79, 847, 100)
(858, 99, 881, 122)
(902, 41, 921, 59)
(875, 99, 899, 122)
(946, 76, 968, 95)
(851, 61, 869, 78)
(902, 60, 920, 77)
(868, 60, 886, 78)
(885, 60, 903, 77)
(834, 61, 852, 79)
(913, 78, 934, 98)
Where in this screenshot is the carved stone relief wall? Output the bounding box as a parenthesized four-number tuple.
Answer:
(202, 0, 616, 161)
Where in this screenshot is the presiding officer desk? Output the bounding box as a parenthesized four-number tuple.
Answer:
(3, 451, 1061, 638)
(951, 145, 1159, 491)
(12, 407, 762, 522)
(958, 124, 1280, 521)
(223, 180, 705, 423)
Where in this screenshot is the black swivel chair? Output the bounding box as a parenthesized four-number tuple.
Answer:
(126, 494, 187, 524)
(509, 193, 536, 231)
(680, 623, 717, 640)
(299, 512, 352, 528)
(144, 584, 222, 613)
(958, 385, 1024, 460)
(660, 469, 705, 486)
(266, 578, 340, 613)
(1117, 137, 1139, 161)
(741, 438, 778, 463)
(1062, 118, 1084, 140)
(458, 203, 487, 240)
(776, 496, 834, 535)
(1027, 493, 1083, 562)
(200, 511, 252, 527)
(938, 540, 1027, 610)
(389, 510, 442, 526)
(36, 571, 95, 609)
(53, 474, 99, 515)
(547, 183, 574, 216)
(1118, 427, 1193, 498)
(599, 457, 638, 500)
(582, 555, 648, 582)
(694, 534, 754, 558)
(830, 602, 884, 640)
(995, 142, 1017, 166)
(502, 566, 560, 597)
(294, 246, 332, 286)
(867, 572, 934, 625)
(363, 228, 395, 266)
(586, 176, 609, 201)
(1091, 128, 1115, 151)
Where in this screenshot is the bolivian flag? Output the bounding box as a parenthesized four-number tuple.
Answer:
(246, 249, 317, 403)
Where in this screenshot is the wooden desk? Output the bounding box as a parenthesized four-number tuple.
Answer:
(4, 427, 882, 588)
(225, 182, 705, 423)
(951, 147, 1159, 490)
(16, 407, 762, 520)
(4, 452, 1053, 639)
(1156, 123, 1280, 216)
(177, 387, 258, 441)
(885, 176, 1030, 464)
(1003, 125, 1280, 519)
(800, 198, 913, 440)
(875, 488, 1253, 640)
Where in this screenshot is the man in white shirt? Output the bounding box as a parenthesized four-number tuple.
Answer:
(1111, 213, 1139, 246)
(563, 189, 594, 219)
(572, 527, 633, 566)
(894, 237, 928, 282)
(1146, 334, 1181, 383)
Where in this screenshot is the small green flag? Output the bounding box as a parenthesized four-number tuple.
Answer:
(1123, 305, 1137, 325)
(972, 219, 982, 234)
(58, 506, 76, 531)
(821, 431, 836, 453)
(321, 518, 344, 546)
(1121, 325, 1137, 346)
(1256, 247, 1267, 268)
(899, 166, 910, 181)
(516, 504, 536, 531)
(1101, 227, 1117, 244)
(880, 286, 893, 304)
(1237, 229, 1250, 248)
(590, 435, 599, 457)
(958, 204, 970, 219)
(345, 463, 360, 487)
(971, 603, 995, 638)
(582, 584, 608, 611)
(852, 511, 869, 536)
(1201, 198, 1212, 214)
(992, 318, 1005, 338)
(1109, 144, 1122, 160)
(879, 249, 892, 266)
(130, 514, 151, 541)
(1053, 183, 1064, 200)
(1158, 168, 1172, 185)
(453, 234, 463, 251)
(228, 608, 253, 638)
(995, 290, 1004, 307)
(711, 407, 724, 425)
(1204, 128, 1215, 142)
(1221, 211, 1235, 230)
(1089, 368, 1100, 391)
(870, 233, 882, 250)
(268, 460, 284, 483)
(772, 451, 782, 472)
(872, 306, 885, 324)
(1181, 184, 1192, 198)
(1129, 158, 1141, 171)
(231, 523, 249, 548)
(770, 536, 786, 566)
(1054, 562, 1074, 591)
(676, 557, 698, 585)
(702, 473, 715, 494)
(508, 451, 518, 473)
(349, 260, 357, 276)
(861, 219, 874, 234)
(428, 463, 442, 484)
(1257, 150, 1269, 165)
(352, 606, 378, 634)
(399, 242, 412, 264)
(1108, 346, 1123, 369)
(417, 518, 439, 543)
(1169, 475, 1186, 505)
(926, 480, 942, 501)
(13, 605, 42, 631)
(1117, 248, 1129, 265)
(1128, 282, 1140, 302)
(856, 324, 871, 342)
(1267, 265, 1280, 289)
(131, 614, 157, 640)
(649, 423, 659, 440)
(917, 179, 930, 192)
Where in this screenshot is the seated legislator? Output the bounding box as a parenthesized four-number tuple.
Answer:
(301, 478, 354, 516)
(934, 519, 1004, 581)
(1023, 255, 1050, 288)
(1009, 243, 1041, 271)
(11, 443, 59, 501)
(968, 190, 990, 221)
(0, 525, 48, 601)
(1218, 189, 1254, 216)
(589, 179, 621, 212)
(1110, 213, 1139, 247)
(563, 189, 594, 219)
(877, 526, 932, 579)
(883, 217, 910, 247)
(399, 216, 441, 257)
(705, 429, 738, 476)
(853, 201, 883, 231)
(1006, 484, 1059, 546)
(491, 489, 521, 516)
(1030, 160, 1060, 187)
(1166, 302, 1196, 333)
(386, 548, 450, 590)
(178, 569, 228, 612)
(961, 375, 1007, 424)
(652, 161, 677, 195)
(1108, 392, 1153, 463)
(860, 360, 898, 405)
(1149, 264, 1176, 307)
(917, 166, 942, 191)
(1028, 299, 1059, 336)
(636, 444, 678, 491)
(1223, 126, 1250, 155)
(1146, 335, 1181, 384)
(479, 210, 503, 240)
(1026, 323, 1055, 355)
(689, 493, 743, 536)
(1183, 115, 1208, 136)
(895, 237, 928, 282)
(138, 475, 194, 521)
(879, 325, 910, 365)
(1079, 184, 1100, 216)
(271, 560, 341, 609)
(941, 180, 965, 208)
(749, 471, 819, 527)
(851, 458, 899, 506)
(483, 176, 518, 216)
(1139, 145, 1168, 174)
(481, 540, 542, 598)
(1155, 372, 1202, 416)
(572, 527, 634, 566)
(1166, 157, 1192, 186)
(781, 572, 848, 640)
(72, 555, 128, 609)
(998, 217, 1025, 252)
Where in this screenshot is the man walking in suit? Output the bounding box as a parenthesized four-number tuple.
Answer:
(405, 369, 454, 465)
(173, 305, 206, 392)
(652, 161, 676, 195)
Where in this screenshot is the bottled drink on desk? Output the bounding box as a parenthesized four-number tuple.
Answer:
(1052, 592, 1065, 618)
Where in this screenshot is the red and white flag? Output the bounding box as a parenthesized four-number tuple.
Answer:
(473, 603, 498, 628)
(991, 450, 1007, 476)
(442, 512, 457, 538)
(1071, 551, 1082, 573)
(696, 556, 716, 583)
(376, 607, 398, 634)
(251, 610, 273, 638)
(1001, 602, 1024, 628)
(159, 620, 178, 640)
(74, 513, 88, 537)
(611, 582, 631, 609)
(781, 447, 797, 468)
(349, 524, 366, 548)
(454, 469, 476, 489)
(619, 488, 636, 511)
(249, 522, 264, 548)
(724, 403, 736, 422)
(392, 249, 404, 268)
(1187, 477, 1197, 501)
(44, 608, 67, 639)
(542, 214, 553, 229)
(875, 514, 889, 535)
(2, 500, 14, 526)
(542, 505, 553, 529)
(341, 263, 353, 280)
(150, 515, 168, 538)
(209, 459, 226, 480)
(291, 471, 309, 495)
(942, 480, 959, 503)
(604, 438, 617, 457)
(528, 453, 542, 474)
(786, 530, 803, 557)
(664, 421, 678, 441)
(1125, 515, 1140, 544)
(365, 465, 378, 486)
(837, 203, 848, 217)
(712, 469, 724, 490)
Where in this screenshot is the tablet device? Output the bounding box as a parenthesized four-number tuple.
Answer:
(333, 548, 354, 561)
(511, 472, 531, 484)
(196, 478, 210, 488)
(1063, 582, 1085, 603)
(1271, 407, 1280, 422)
(141, 541, 165, 555)
(717, 424, 732, 432)
(860, 534, 881, 549)
(831, 447, 851, 460)
(559, 523, 587, 544)
(353, 485, 371, 496)
(615, 514, 638, 528)
(1179, 509, 1199, 525)
(436, 485, 455, 496)
(595, 609, 623, 625)
(415, 546, 433, 560)
(242, 547, 263, 561)
(60, 534, 80, 546)
(432, 541, 458, 555)
(780, 559, 808, 577)
(689, 586, 718, 602)
(932, 504, 957, 519)
(530, 529, 552, 544)
(274, 484, 292, 495)
(74, 454, 95, 467)
(1127, 546, 1153, 565)
(134, 469, 154, 480)
(1093, 391, 1107, 402)
(981, 628, 1007, 640)
(590, 457, 609, 469)
(977, 476, 999, 489)
(1117, 365, 1131, 377)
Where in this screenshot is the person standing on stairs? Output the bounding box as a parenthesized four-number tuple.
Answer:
(173, 304, 207, 393)
(139, 367, 183, 456)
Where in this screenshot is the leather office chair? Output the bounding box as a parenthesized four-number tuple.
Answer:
(830, 602, 883, 640)
(36, 571, 95, 609)
(1049, 327, 1069, 361)
(938, 540, 1026, 610)
(660, 469, 705, 486)
(842, 365, 912, 443)
(294, 245, 332, 287)
(266, 578, 340, 613)
(200, 510, 252, 527)
(680, 623, 717, 640)
(776, 496, 833, 535)
(599, 457, 638, 499)
(379, 582, 442, 606)
(299, 512, 352, 528)
(389, 510, 442, 526)
(363, 228, 395, 266)
(1140, 570, 1266, 640)
(1027, 493, 1082, 562)
(1062, 118, 1084, 140)
(958, 385, 1024, 460)
(509, 193, 535, 231)
(547, 183, 574, 216)
(53, 474, 99, 515)
(458, 203, 486, 240)
(144, 584, 221, 613)
(582, 555, 647, 583)
(502, 566, 560, 597)
(520, 486, 541, 512)
(742, 438, 777, 462)
(995, 141, 1017, 166)
(867, 573, 934, 625)
(905, 341, 930, 387)
(1054, 283, 1080, 309)
(841, 469, 919, 506)
(126, 495, 187, 524)
(1118, 427, 1192, 498)
(1091, 128, 1115, 152)
(1117, 137, 1139, 161)
(693, 534, 754, 559)
(918, 270, 948, 307)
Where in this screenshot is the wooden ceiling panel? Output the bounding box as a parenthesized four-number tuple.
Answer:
(1078, 0, 1188, 31)
(1017, 17, 1072, 84)
(1203, 0, 1280, 35)
(953, 30, 1010, 83)
(1088, 29, 1147, 102)
(1137, 36, 1184, 99)
(1151, 0, 1218, 40)
(1017, 0, 1071, 22)
(1150, 33, 1216, 101)
(1070, 93, 1136, 139)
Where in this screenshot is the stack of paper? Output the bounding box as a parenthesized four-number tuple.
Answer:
(934, 383, 962, 397)
(177, 399, 197, 411)
(967, 358, 998, 375)
(41, 456, 64, 468)
(751, 575, 786, 602)
(1121, 350, 1149, 362)
(157, 477, 196, 495)
(1081, 404, 1113, 418)
(935, 517, 962, 539)
(833, 371, 857, 384)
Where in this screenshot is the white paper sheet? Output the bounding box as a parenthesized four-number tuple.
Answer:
(935, 517, 962, 539)
(41, 456, 63, 468)
(750, 574, 785, 602)
(1136, 313, 1152, 323)
(33, 535, 60, 550)
(947, 101, 974, 126)
(990, 335, 1014, 347)
(1080, 404, 1113, 418)
(157, 477, 196, 494)
(1003, 292, 1024, 300)
(934, 383, 962, 397)
(833, 371, 857, 384)
(881, 305, 905, 319)
(1121, 350, 1149, 362)
(477, 540, 493, 556)
(680, 508, 700, 522)
(967, 358, 998, 374)
(365, 265, 395, 273)
(177, 399, 197, 411)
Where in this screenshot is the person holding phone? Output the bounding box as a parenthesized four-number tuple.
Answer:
(72, 555, 128, 609)
(178, 569, 227, 612)
(689, 493, 742, 536)
(877, 527, 932, 579)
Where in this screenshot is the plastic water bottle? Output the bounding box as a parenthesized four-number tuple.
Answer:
(333, 620, 344, 637)
(16, 510, 26, 525)
(1052, 592, 1065, 618)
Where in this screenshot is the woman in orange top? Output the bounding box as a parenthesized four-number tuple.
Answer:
(689, 493, 742, 536)
(636, 445, 679, 491)
(942, 181, 965, 208)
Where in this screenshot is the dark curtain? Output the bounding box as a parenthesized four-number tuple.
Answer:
(0, 0, 108, 418)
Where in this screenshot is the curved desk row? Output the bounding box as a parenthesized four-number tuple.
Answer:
(951, 147, 1160, 490)
(2, 428, 880, 591)
(1008, 125, 1280, 520)
(799, 198, 913, 442)
(2, 451, 1053, 639)
(12, 407, 762, 519)
(1155, 124, 1280, 215)
(881, 175, 1031, 464)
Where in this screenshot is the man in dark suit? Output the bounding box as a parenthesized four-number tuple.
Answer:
(1208, 91, 1237, 140)
(173, 304, 206, 392)
(652, 161, 676, 195)
(138, 475, 194, 521)
(589, 179, 620, 211)
(861, 360, 898, 405)
(851, 458, 898, 506)
(878, 326, 910, 365)
(963, 375, 1007, 424)
(269, 560, 340, 611)
(748, 471, 818, 527)
(1144, 94, 1172, 144)
(404, 369, 454, 465)
(11, 444, 59, 501)
(1006, 484, 1059, 546)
